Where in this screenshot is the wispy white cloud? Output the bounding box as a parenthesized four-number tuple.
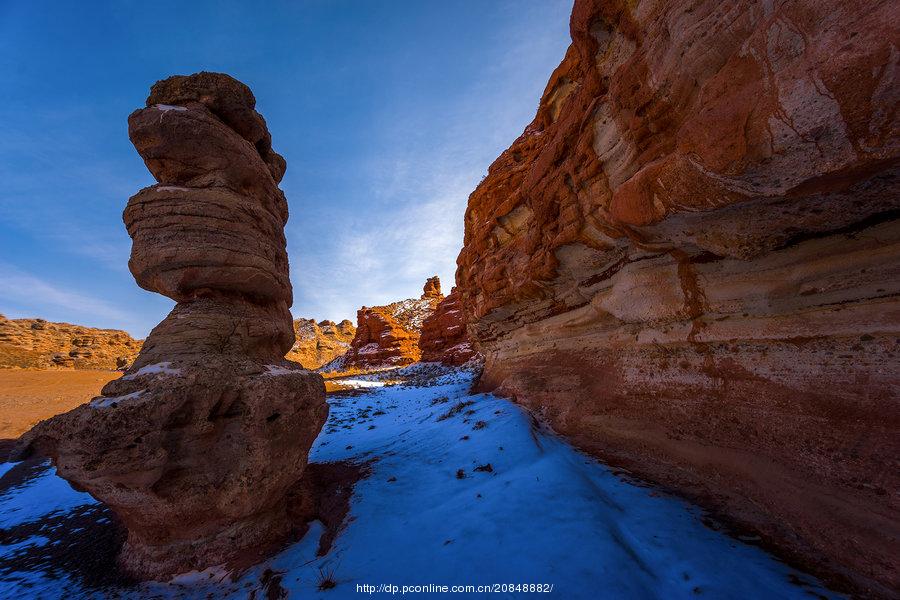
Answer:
(290, 0, 571, 322)
(0, 262, 138, 330)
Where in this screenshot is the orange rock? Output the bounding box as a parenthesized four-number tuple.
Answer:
(18, 73, 327, 580)
(455, 0, 900, 594)
(421, 275, 442, 299)
(0, 315, 140, 370)
(287, 318, 355, 369)
(332, 278, 443, 371)
(419, 288, 476, 366)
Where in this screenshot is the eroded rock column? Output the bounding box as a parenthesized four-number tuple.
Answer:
(19, 72, 327, 579)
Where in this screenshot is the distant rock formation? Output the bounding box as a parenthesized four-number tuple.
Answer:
(287, 318, 355, 368)
(455, 0, 899, 595)
(326, 277, 443, 371)
(18, 72, 327, 579)
(421, 276, 442, 299)
(419, 289, 476, 366)
(0, 315, 140, 370)
(0, 313, 358, 372)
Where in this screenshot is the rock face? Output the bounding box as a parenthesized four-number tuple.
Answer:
(0, 315, 140, 370)
(419, 289, 476, 365)
(330, 277, 443, 371)
(286, 318, 356, 368)
(18, 73, 327, 579)
(456, 0, 899, 594)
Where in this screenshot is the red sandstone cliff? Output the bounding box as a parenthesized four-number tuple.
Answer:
(455, 0, 899, 595)
(419, 288, 477, 366)
(327, 277, 443, 371)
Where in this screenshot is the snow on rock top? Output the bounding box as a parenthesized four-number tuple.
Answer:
(262, 364, 296, 376)
(389, 298, 435, 330)
(153, 104, 188, 112)
(121, 362, 181, 380)
(89, 390, 145, 409)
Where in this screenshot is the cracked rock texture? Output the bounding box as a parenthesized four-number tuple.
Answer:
(17, 72, 327, 580)
(456, 0, 899, 595)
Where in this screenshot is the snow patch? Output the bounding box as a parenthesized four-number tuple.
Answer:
(331, 379, 386, 388)
(390, 297, 436, 330)
(0, 463, 97, 529)
(153, 103, 187, 112)
(89, 390, 145, 409)
(122, 362, 180, 380)
(262, 364, 295, 376)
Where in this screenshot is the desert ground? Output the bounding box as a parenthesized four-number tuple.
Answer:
(0, 370, 119, 439)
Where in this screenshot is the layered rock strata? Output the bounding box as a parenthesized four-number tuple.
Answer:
(0, 315, 140, 370)
(456, 0, 899, 594)
(18, 72, 327, 579)
(287, 318, 356, 369)
(419, 289, 477, 365)
(332, 277, 444, 370)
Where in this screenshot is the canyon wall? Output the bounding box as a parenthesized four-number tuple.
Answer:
(0, 315, 140, 370)
(456, 0, 899, 595)
(19, 73, 327, 579)
(329, 277, 443, 371)
(287, 318, 355, 368)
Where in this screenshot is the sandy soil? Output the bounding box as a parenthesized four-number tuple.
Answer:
(0, 370, 375, 436)
(0, 370, 120, 439)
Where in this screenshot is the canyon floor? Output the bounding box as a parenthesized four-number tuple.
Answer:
(0, 370, 120, 439)
(0, 365, 842, 599)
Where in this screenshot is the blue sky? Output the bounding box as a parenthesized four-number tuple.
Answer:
(0, 0, 571, 337)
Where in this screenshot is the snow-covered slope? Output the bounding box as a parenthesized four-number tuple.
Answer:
(0, 367, 841, 599)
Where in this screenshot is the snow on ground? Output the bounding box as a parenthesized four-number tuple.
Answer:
(0, 464, 96, 530)
(332, 379, 386, 389)
(0, 367, 841, 599)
